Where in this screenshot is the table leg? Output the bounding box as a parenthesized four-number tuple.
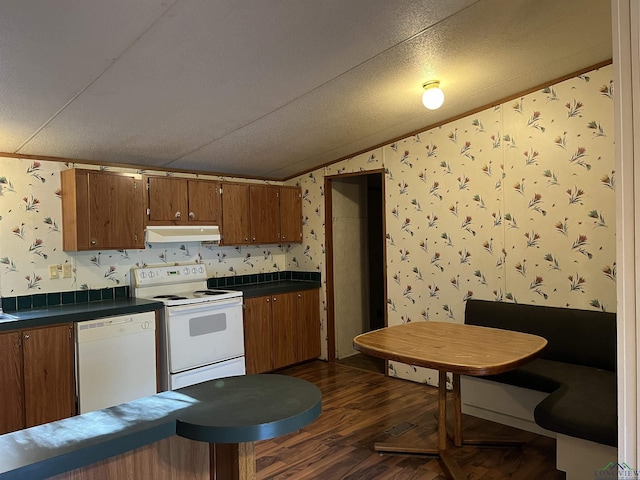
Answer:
(445, 375, 525, 449)
(438, 370, 448, 450)
(210, 442, 256, 480)
(374, 370, 467, 480)
(452, 373, 462, 447)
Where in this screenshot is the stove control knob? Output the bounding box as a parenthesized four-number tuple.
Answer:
(148, 271, 155, 278)
(192, 267, 197, 274)
(139, 271, 147, 279)
(183, 267, 190, 275)
(198, 266, 205, 274)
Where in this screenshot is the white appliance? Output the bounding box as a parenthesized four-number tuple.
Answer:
(76, 311, 157, 414)
(130, 263, 245, 390)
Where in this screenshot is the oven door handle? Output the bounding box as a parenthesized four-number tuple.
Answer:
(167, 298, 242, 315)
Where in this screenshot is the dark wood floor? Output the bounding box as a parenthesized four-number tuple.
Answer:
(336, 353, 386, 374)
(257, 361, 564, 480)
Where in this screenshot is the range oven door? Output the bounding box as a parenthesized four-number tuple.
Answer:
(165, 297, 244, 374)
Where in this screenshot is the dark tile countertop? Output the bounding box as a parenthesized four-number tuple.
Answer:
(0, 298, 163, 332)
(226, 279, 321, 299)
(0, 374, 321, 480)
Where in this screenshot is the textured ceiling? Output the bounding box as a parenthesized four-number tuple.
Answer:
(0, 0, 612, 180)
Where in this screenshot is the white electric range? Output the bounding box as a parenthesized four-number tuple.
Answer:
(131, 263, 245, 390)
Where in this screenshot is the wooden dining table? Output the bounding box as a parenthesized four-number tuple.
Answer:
(353, 321, 547, 480)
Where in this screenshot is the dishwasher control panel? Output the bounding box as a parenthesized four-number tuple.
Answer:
(76, 311, 156, 342)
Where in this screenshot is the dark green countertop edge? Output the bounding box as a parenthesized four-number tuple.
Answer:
(227, 279, 321, 299)
(0, 298, 163, 332)
(5, 421, 176, 480)
(0, 375, 322, 480)
(175, 375, 322, 443)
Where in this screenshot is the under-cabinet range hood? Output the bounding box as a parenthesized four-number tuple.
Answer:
(145, 225, 221, 244)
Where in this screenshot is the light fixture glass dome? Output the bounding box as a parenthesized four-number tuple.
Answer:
(422, 81, 444, 110)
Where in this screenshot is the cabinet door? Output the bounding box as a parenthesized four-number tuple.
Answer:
(280, 187, 302, 243)
(147, 176, 188, 223)
(221, 183, 251, 245)
(62, 169, 144, 250)
(243, 296, 274, 374)
(296, 289, 321, 362)
(0, 331, 24, 435)
(250, 185, 280, 244)
(271, 292, 298, 370)
(88, 171, 144, 249)
(187, 180, 221, 223)
(23, 324, 75, 428)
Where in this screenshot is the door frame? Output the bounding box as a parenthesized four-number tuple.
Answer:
(324, 169, 387, 363)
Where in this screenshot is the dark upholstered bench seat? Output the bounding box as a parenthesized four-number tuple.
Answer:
(482, 359, 617, 446)
(464, 299, 617, 448)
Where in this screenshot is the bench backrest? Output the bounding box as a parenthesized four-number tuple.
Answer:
(464, 299, 616, 372)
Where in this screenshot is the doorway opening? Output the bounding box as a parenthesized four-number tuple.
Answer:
(325, 170, 386, 374)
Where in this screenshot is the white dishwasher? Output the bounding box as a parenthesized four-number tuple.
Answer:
(76, 311, 157, 414)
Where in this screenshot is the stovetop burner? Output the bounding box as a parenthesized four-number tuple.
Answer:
(154, 294, 188, 300)
(146, 289, 242, 306)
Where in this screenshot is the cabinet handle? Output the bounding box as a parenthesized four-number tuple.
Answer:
(282, 235, 286, 240)
(252, 237, 256, 241)
(90, 239, 97, 245)
(188, 212, 195, 219)
(266, 299, 270, 303)
(24, 334, 30, 340)
(175, 211, 182, 219)
(273, 297, 277, 302)
(244, 237, 249, 241)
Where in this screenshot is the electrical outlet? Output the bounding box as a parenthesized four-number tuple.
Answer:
(49, 265, 59, 279)
(62, 263, 72, 278)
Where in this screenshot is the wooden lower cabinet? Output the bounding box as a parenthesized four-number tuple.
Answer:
(243, 289, 320, 374)
(0, 331, 24, 434)
(0, 323, 76, 435)
(23, 324, 76, 428)
(271, 292, 298, 370)
(296, 289, 321, 362)
(243, 296, 274, 375)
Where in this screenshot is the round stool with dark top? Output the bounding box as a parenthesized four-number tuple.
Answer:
(175, 374, 322, 480)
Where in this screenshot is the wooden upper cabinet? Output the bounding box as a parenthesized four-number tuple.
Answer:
(280, 186, 302, 243)
(187, 179, 221, 223)
(0, 331, 24, 435)
(61, 169, 144, 251)
(146, 176, 221, 225)
(250, 185, 280, 244)
(221, 183, 251, 245)
(147, 176, 188, 222)
(221, 183, 302, 246)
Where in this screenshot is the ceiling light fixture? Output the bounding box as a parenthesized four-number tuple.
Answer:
(422, 81, 444, 110)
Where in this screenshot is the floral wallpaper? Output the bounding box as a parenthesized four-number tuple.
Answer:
(0, 159, 288, 298)
(286, 65, 616, 385)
